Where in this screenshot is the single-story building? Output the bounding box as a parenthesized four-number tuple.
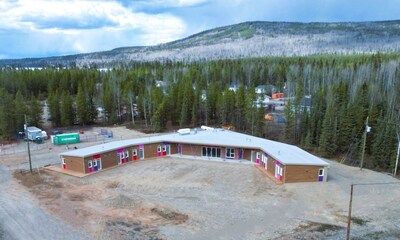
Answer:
(59, 127, 329, 184)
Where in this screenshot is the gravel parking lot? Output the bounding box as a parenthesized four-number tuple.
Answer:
(1, 126, 400, 240)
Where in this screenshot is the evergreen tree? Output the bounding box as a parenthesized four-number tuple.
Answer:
(14, 91, 26, 131)
(318, 99, 337, 157)
(60, 92, 74, 127)
(47, 90, 61, 127)
(179, 81, 194, 127)
(0, 88, 15, 139)
(76, 84, 88, 125)
(29, 95, 43, 128)
(102, 84, 115, 123)
(284, 98, 295, 142)
(245, 85, 257, 134)
(235, 85, 246, 131)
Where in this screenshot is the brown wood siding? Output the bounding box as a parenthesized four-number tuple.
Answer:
(144, 143, 162, 158)
(243, 149, 255, 161)
(169, 143, 178, 154)
(284, 165, 322, 183)
(62, 156, 85, 173)
(97, 150, 118, 170)
(181, 144, 203, 156)
(267, 157, 276, 176)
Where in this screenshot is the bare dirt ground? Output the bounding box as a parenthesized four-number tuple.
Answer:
(1, 126, 400, 240)
(0, 126, 147, 170)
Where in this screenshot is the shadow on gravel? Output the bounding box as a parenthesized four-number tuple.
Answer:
(105, 219, 164, 240)
(277, 221, 345, 239)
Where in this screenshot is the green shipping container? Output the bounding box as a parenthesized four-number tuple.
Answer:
(53, 133, 80, 145)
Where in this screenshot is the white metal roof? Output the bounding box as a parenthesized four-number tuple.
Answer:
(60, 128, 329, 166)
(27, 126, 42, 132)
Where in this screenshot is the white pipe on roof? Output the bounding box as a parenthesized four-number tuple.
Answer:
(201, 125, 214, 130)
(177, 128, 191, 135)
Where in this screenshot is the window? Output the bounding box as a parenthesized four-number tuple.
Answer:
(225, 148, 235, 158)
(162, 145, 166, 151)
(157, 145, 162, 152)
(318, 169, 324, 176)
(202, 147, 221, 158)
(133, 149, 137, 155)
(125, 150, 129, 157)
(93, 160, 97, 167)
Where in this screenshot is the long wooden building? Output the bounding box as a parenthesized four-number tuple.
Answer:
(59, 127, 329, 184)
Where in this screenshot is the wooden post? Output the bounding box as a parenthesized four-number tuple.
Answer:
(24, 114, 33, 173)
(346, 184, 354, 240)
(394, 133, 400, 177)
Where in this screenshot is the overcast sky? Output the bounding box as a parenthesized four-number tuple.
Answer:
(1, 0, 400, 59)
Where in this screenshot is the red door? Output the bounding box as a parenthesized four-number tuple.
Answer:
(62, 158, 66, 169)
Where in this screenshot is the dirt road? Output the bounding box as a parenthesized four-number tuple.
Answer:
(0, 165, 88, 240)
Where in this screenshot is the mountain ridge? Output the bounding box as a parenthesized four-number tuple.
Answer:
(2, 20, 400, 67)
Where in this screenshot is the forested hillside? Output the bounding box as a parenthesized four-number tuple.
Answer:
(2, 20, 400, 67)
(0, 53, 399, 172)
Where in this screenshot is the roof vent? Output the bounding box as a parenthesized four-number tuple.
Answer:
(177, 128, 191, 135)
(201, 125, 214, 131)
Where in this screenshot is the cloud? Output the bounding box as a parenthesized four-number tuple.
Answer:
(0, 0, 186, 57)
(2, 0, 400, 59)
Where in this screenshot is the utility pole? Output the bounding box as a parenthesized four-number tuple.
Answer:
(394, 133, 400, 177)
(24, 114, 33, 173)
(360, 116, 370, 170)
(346, 184, 354, 240)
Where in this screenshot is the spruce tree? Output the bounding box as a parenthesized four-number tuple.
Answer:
(60, 92, 74, 127)
(318, 99, 337, 157)
(47, 90, 61, 127)
(76, 84, 88, 125)
(14, 91, 26, 131)
(0, 88, 15, 139)
(284, 98, 295, 142)
(29, 95, 43, 128)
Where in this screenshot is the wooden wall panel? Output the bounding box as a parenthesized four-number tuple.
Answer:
(62, 156, 85, 173)
(267, 157, 276, 176)
(144, 143, 161, 158)
(284, 165, 322, 183)
(243, 149, 255, 161)
(181, 144, 203, 156)
(98, 151, 118, 170)
(169, 143, 178, 154)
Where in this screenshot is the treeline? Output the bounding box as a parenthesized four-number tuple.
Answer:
(0, 53, 399, 172)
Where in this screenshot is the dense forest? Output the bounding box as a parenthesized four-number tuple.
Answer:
(0, 53, 399, 172)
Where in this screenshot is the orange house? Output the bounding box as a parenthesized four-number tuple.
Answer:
(272, 93, 284, 99)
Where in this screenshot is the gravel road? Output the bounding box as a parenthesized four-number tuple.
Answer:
(0, 164, 88, 240)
